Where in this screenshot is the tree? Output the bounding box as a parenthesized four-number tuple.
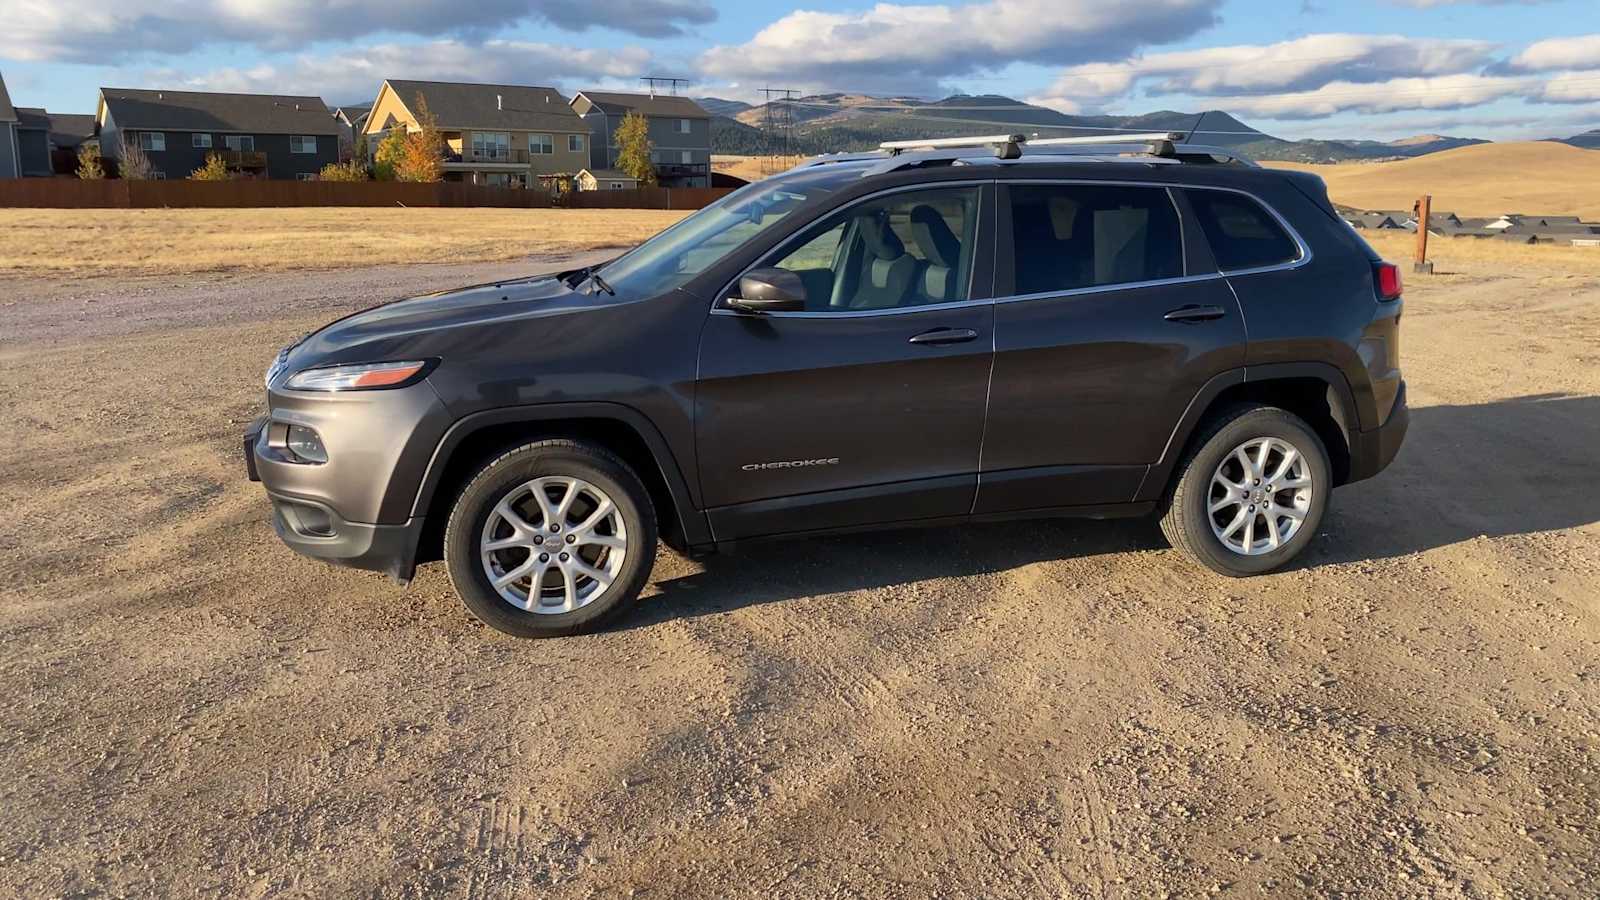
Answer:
(373, 129, 406, 181)
(318, 160, 369, 182)
(615, 111, 656, 186)
(119, 134, 155, 180)
(190, 153, 232, 180)
(76, 145, 105, 180)
(395, 94, 445, 183)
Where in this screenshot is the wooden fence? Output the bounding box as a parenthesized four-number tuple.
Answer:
(0, 179, 736, 211)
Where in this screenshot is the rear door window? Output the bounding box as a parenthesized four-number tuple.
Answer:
(1185, 189, 1301, 272)
(1007, 184, 1183, 295)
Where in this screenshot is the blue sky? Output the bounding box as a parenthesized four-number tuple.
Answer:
(1, 0, 1597, 141)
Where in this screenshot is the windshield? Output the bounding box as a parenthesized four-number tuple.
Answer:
(587, 166, 858, 297)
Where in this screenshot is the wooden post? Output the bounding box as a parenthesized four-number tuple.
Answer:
(1413, 194, 1434, 274)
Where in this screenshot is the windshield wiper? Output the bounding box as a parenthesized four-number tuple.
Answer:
(586, 272, 616, 296)
(561, 264, 615, 296)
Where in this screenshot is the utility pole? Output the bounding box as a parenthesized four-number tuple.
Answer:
(639, 76, 689, 97)
(1414, 194, 1433, 274)
(759, 87, 798, 174)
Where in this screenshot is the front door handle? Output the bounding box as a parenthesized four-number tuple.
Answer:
(908, 327, 979, 345)
(1163, 304, 1227, 323)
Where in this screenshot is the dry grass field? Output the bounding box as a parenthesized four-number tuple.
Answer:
(0, 207, 689, 277)
(1266, 141, 1600, 219)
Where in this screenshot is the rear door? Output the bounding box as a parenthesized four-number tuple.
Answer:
(976, 180, 1246, 513)
(695, 183, 996, 540)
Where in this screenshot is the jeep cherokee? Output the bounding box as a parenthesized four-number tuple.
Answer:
(246, 132, 1409, 638)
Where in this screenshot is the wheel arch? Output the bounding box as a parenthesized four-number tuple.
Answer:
(411, 403, 710, 564)
(1138, 363, 1358, 502)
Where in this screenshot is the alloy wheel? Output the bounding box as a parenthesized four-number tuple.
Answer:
(479, 476, 628, 613)
(1207, 436, 1314, 556)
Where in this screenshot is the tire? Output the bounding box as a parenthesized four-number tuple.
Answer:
(1159, 405, 1331, 577)
(444, 440, 656, 637)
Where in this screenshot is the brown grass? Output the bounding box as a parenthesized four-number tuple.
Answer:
(1265, 141, 1600, 219)
(712, 155, 802, 182)
(0, 207, 690, 277)
(1361, 228, 1600, 275)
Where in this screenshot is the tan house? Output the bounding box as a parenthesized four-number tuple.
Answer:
(365, 80, 590, 188)
(575, 168, 640, 191)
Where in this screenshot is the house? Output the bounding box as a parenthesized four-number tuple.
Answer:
(12, 108, 55, 177)
(0, 72, 20, 178)
(576, 168, 640, 191)
(96, 88, 340, 180)
(365, 80, 590, 188)
(569, 91, 711, 188)
(332, 104, 371, 157)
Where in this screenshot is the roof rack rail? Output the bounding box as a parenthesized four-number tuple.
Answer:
(879, 133, 1025, 159)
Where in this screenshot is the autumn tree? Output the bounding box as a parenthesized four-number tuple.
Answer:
(615, 111, 656, 186)
(395, 94, 445, 183)
(76, 145, 105, 180)
(119, 134, 155, 180)
(373, 129, 406, 181)
(318, 160, 369, 182)
(190, 153, 232, 180)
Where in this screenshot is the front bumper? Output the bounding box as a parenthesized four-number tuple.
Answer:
(1348, 380, 1409, 483)
(267, 490, 425, 583)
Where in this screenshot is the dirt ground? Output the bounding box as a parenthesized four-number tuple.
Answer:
(2, 242, 1598, 897)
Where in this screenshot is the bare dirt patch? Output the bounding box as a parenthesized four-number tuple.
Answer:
(2, 248, 1597, 896)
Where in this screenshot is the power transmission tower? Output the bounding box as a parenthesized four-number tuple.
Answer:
(759, 88, 798, 173)
(639, 76, 689, 97)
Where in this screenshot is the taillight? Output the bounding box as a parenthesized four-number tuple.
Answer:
(1375, 262, 1403, 301)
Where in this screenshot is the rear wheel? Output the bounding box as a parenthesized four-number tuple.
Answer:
(444, 440, 656, 637)
(1160, 406, 1331, 576)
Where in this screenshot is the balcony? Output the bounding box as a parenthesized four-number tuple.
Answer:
(216, 150, 267, 169)
(448, 148, 537, 165)
(654, 161, 709, 178)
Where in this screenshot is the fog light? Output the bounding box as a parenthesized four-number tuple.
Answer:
(286, 425, 328, 464)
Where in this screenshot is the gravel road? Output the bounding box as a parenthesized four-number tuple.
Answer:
(1, 253, 1597, 897)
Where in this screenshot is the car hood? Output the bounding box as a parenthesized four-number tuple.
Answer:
(285, 272, 603, 370)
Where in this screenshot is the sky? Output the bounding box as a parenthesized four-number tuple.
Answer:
(1, 0, 1597, 142)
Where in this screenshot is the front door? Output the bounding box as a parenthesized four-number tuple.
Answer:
(976, 181, 1247, 513)
(696, 183, 995, 540)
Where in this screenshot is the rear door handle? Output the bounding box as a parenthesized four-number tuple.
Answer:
(1163, 304, 1227, 323)
(908, 327, 979, 345)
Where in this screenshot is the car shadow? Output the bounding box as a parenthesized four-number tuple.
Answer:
(628, 393, 1600, 627)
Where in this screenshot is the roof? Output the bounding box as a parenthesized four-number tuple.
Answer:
(574, 91, 709, 120)
(98, 88, 340, 135)
(46, 113, 97, 146)
(0, 72, 16, 123)
(15, 106, 48, 129)
(580, 168, 639, 181)
(381, 80, 583, 132)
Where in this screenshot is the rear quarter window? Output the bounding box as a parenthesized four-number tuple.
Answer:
(1186, 189, 1302, 272)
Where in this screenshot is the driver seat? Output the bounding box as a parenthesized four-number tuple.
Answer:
(836, 210, 916, 309)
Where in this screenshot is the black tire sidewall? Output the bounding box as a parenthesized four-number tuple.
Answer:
(1178, 409, 1331, 576)
(445, 443, 655, 637)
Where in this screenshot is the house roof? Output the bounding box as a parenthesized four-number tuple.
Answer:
(580, 168, 639, 182)
(98, 88, 340, 135)
(46, 113, 97, 147)
(381, 80, 584, 132)
(0, 72, 17, 123)
(15, 106, 49, 129)
(575, 91, 709, 119)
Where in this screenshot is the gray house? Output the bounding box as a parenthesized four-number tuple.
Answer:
(570, 91, 711, 188)
(0, 72, 19, 178)
(97, 88, 340, 180)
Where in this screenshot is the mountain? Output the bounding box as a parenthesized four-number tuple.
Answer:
(708, 92, 1496, 163)
(1559, 128, 1600, 149)
(695, 97, 754, 118)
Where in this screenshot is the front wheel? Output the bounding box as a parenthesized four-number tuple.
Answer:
(1160, 406, 1332, 577)
(444, 440, 656, 637)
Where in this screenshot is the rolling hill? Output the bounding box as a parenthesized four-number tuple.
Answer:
(1264, 141, 1600, 219)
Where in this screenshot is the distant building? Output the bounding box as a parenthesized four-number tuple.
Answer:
(365, 80, 589, 188)
(332, 104, 372, 158)
(570, 91, 711, 188)
(96, 88, 340, 180)
(575, 168, 640, 191)
(0, 71, 22, 178)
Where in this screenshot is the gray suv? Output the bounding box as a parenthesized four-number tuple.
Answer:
(246, 132, 1408, 637)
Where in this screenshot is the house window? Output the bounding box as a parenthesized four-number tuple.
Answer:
(296, 172, 317, 181)
(610, 182, 625, 190)
(530, 133, 553, 155)
(225, 135, 255, 152)
(290, 135, 318, 154)
(192, 133, 212, 149)
(138, 132, 166, 152)
(681, 150, 692, 164)
(472, 131, 510, 161)
(568, 134, 584, 153)
(151, 171, 167, 180)
(678, 118, 691, 134)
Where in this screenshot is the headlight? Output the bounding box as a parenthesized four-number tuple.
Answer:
(284, 360, 433, 392)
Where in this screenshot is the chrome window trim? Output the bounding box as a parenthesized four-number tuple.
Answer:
(710, 179, 993, 319)
(1182, 184, 1312, 276)
(994, 272, 1227, 306)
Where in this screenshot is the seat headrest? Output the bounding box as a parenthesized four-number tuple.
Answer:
(856, 210, 906, 260)
(909, 205, 960, 269)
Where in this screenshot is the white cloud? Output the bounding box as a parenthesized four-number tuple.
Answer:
(142, 40, 654, 104)
(696, 0, 1221, 95)
(1204, 74, 1534, 120)
(1537, 71, 1600, 104)
(0, 0, 713, 62)
(1509, 35, 1600, 72)
(1027, 34, 1497, 111)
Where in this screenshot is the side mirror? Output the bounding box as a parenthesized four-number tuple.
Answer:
(728, 268, 806, 313)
